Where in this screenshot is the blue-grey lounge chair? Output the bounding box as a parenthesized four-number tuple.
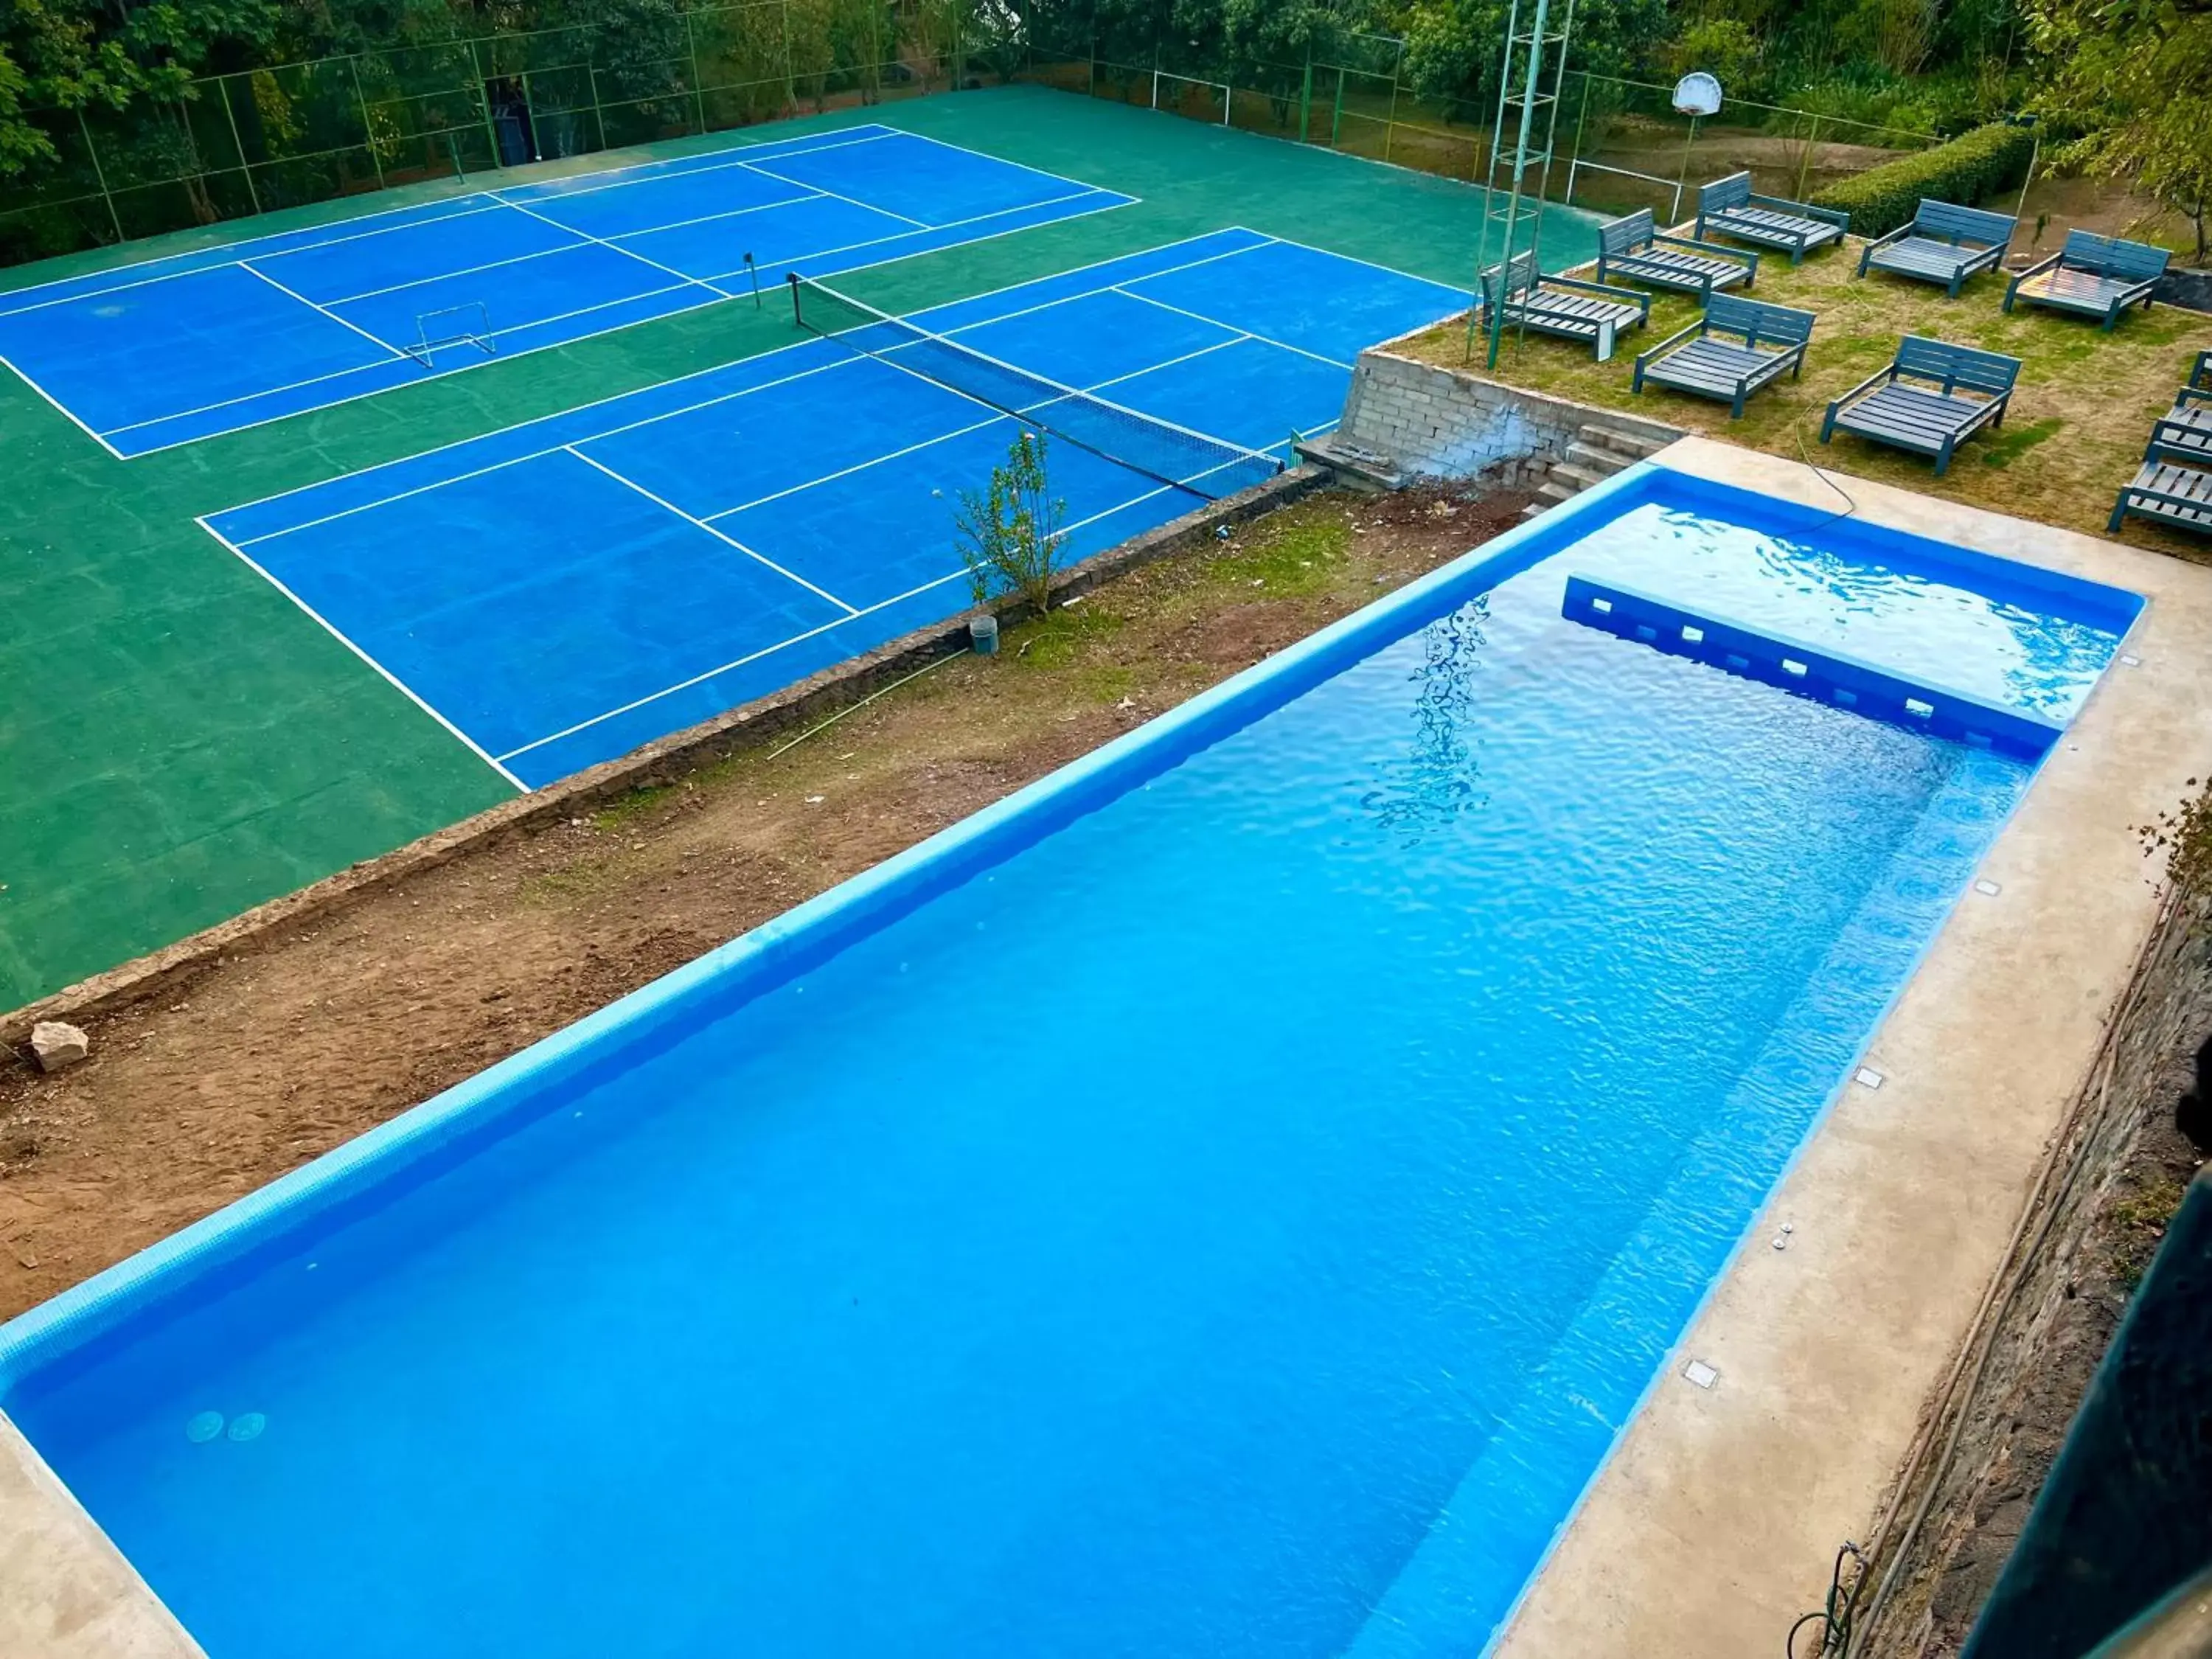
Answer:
(1477, 250, 1651, 361)
(1596, 209, 1758, 300)
(2004, 230, 2170, 330)
(1632, 294, 1815, 418)
(1857, 200, 2017, 296)
(1694, 173, 1850, 263)
(1820, 336, 2021, 475)
(2112, 443, 2212, 538)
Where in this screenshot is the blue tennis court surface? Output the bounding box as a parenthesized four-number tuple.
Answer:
(204, 229, 1470, 788)
(0, 124, 1131, 456)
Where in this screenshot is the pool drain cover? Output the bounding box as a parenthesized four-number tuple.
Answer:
(228, 1412, 267, 1442)
(184, 1411, 224, 1444)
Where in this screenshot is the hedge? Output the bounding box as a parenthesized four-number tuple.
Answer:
(1809, 122, 2039, 240)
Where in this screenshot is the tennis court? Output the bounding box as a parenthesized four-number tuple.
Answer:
(204, 228, 1469, 787)
(0, 123, 1132, 457)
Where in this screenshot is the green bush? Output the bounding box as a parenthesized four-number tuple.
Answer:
(1808, 121, 2037, 238)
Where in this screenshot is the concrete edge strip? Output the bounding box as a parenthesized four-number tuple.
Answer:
(1, 465, 1329, 1051)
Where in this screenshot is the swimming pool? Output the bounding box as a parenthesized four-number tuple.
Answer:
(0, 465, 2140, 1658)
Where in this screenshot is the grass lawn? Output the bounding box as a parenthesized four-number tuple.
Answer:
(1391, 244, 2212, 560)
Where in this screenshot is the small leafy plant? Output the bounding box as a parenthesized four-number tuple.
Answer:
(955, 428, 1065, 615)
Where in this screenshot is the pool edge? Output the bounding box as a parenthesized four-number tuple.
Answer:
(1488, 435, 2212, 1659)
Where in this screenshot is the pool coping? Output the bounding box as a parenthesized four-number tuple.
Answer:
(0, 442, 2191, 1653)
(1489, 437, 2212, 1658)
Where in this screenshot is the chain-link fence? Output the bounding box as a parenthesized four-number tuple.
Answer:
(0, 3, 1951, 274)
(0, 0, 1000, 268)
(1558, 73, 1941, 225)
(1015, 25, 1489, 183)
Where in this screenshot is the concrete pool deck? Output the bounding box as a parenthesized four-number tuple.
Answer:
(2, 437, 2207, 1657)
(1494, 436, 2212, 1658)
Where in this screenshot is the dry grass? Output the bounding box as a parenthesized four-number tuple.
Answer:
(1394, 245, 2212, 558)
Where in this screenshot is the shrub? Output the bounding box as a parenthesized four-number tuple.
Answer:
(1809, 120, 2038, 237)
(955, 429, 1065, 615)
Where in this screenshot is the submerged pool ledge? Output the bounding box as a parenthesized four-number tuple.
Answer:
(1563, 574, 2067, 761)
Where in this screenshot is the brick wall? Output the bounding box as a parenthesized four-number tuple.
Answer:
(1336, 348, 1680, 483)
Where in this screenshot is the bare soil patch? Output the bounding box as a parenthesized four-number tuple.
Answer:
(0, 482, 1530, 1321)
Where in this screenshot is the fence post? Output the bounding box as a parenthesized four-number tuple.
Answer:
(76, 108, 126, 244)
(467, 38, 502, 167)
(349, 55, 386, 189)
(218, 76, 265, 215)
(787, 0, 805, 114)
(588, 61, 609, 151)
(1332, 65, 1344, 146)
(1382, 38, 1401, 164)
(686, 10, 709, 134)
(1298, 49, 1312, 143)
(1795, 114, 1820, 201)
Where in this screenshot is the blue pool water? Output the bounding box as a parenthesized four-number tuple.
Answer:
(0, 472, 2138, 1658)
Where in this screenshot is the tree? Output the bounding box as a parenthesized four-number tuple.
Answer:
(2031, 0, 2212, 262)
(1397, 0, 1668, 119)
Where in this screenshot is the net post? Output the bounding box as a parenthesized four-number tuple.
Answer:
(787, 271, 805, 327)
(744, 252, 762, 307)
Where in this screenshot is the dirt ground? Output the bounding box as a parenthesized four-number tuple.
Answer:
(0, 481, 1532, 1321)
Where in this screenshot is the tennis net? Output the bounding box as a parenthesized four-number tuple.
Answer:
(787, 274, 1283, 501)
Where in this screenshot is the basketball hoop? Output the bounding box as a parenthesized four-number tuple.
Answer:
(1672, 73, 1722, 116)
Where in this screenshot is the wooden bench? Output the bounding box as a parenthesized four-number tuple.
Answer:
(2111, 442, 2212, 538)
(1596, 209, 1758, 300)
(1632, 294, 1816, 418)
(2191, 349, 2212, 394)
(1857, 200, 2017, 296)
(2003, 230, 2170, 330)
(1694, 173, 1850, 263)
(2149, 384, 2212, 468)
(1477, 251, 1651, 361)
(1819, 335, 2021, 475)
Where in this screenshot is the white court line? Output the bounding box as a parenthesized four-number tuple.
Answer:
(737, 159, 929, 229)
(603, 189, 829, 244)
(493, 192, 735, 301)
(925, 235, 1272, 341)
(493, 567, 966, 763)
(0, 349, 126, 459)
(322, 233, 594, 307)
(195, 515, 527, 793)
(211, 228, 1261, 523)
(562, 445, 860, 615)
(1227, 223, 1475, 296)
(227, 353, 866, 547)
(0, 198, 507, 321)
(1110, 285, 1354, 369)
(0, 125, 897, 319)
(109, 189, 1141, 456)
(703, 409, 1006, 521)
(496, 473, 1191, 765)
(499, 126, 898, 206)
(101, 189, 1141, 447)
(696, 187, 1130, 289)
(238, 261, 411, 361)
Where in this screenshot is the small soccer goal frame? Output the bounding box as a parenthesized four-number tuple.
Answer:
(1150, 70, 1231, 127)
(406, 301, 497, 366)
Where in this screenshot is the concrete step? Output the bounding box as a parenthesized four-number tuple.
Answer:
(1577, 422, 1672, 461)
(1547, 462, 1610, 492)
(1565, 441, 1631, 476)
(1520, 501, 1550, 521)
(1537, 479, 1579, 504)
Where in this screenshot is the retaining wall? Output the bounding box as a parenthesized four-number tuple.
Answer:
(1336, 347, 1681, 481)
